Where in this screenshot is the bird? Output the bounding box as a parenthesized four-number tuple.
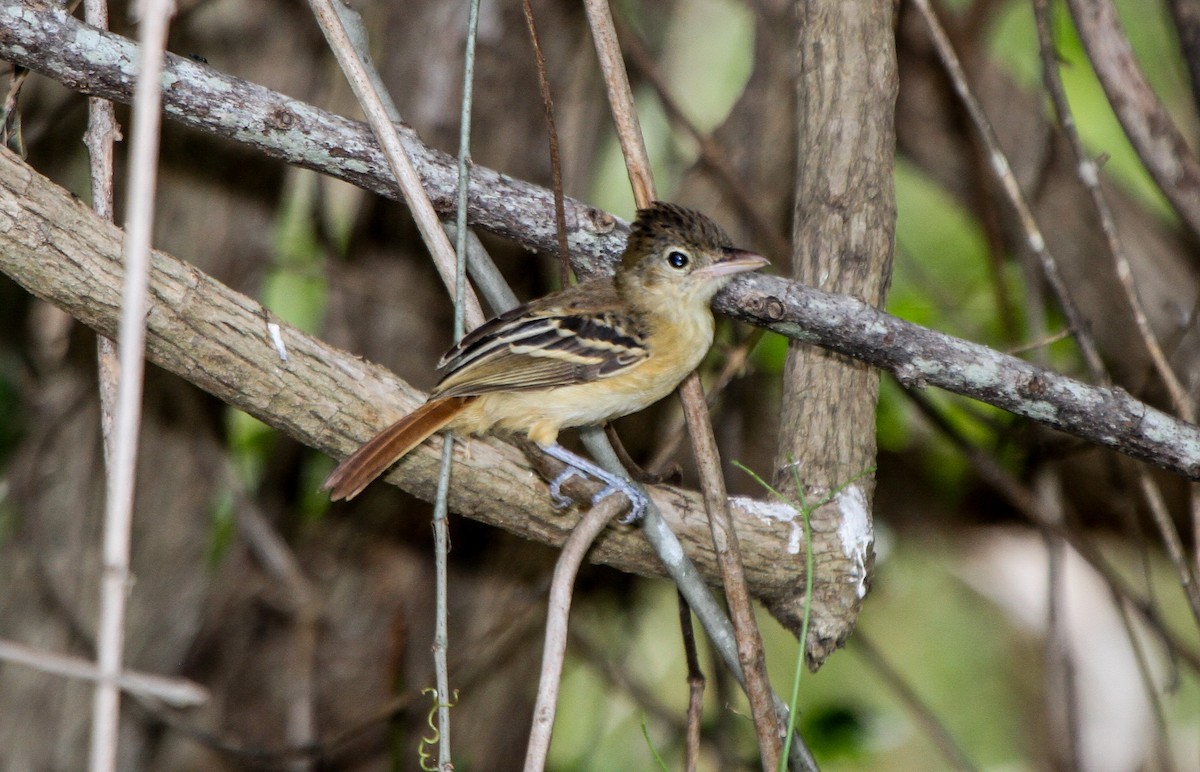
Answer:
(322, 202, 768, 522)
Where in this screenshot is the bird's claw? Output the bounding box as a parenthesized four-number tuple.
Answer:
(549, 467, 583, 509)
(592, 483, 648, 524)
(542, 443, 647, 524)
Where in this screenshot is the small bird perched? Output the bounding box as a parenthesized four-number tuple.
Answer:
(323, 202, 768, 521)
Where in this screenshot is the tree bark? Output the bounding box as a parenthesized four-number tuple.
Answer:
(773, 0, 898, 664)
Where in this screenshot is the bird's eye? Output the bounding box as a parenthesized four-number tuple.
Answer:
(666, 250, 690, 270)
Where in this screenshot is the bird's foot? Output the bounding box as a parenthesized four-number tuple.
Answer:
(543, 443, 647, 524)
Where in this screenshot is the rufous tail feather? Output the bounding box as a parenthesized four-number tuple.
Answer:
(323, 396, 474, 501)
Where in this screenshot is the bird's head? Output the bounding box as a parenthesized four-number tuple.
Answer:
(616, 202, 768, 308)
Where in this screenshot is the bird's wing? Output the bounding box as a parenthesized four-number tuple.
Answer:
(431, 290, 649, 398)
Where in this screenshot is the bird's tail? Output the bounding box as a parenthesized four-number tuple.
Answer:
(323, 396, 474, 501)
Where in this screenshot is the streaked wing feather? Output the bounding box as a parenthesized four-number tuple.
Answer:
(432, 306, 649, 398)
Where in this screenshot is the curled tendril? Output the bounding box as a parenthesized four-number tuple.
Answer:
(417, 687, 460, 771)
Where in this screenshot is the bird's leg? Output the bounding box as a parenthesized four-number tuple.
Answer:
(541, 443, 648, 524)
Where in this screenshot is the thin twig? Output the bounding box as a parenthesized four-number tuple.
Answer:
(523, 495, 626, 771)
(84, 0, 120, 489)
(303, 0, 486, 329)
(1063, 0, 1200, 240)
(582, 0, 654, 207)
(1034, 0, 1200, 593)
(680, 375, 782, 768)
(909, 0, 1105, 378)
(1107, 585, 1178, 772)
(330, 1, 512, 317)
(1039, 483, 1082, 770)
(521, 0, 573, 287)
(1138, 473, 1200, 624)
(88, 1, 174, 769)
(677, 592, 705, 772)
(0, 638, 207, 707)
(422, 2, 482, 766)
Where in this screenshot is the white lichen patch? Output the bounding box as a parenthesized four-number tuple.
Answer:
(836, 485, 873, 598)
(1023, 399, 1058, 422)
(267, 322, 288, 362)
(731, 495, 804, 555)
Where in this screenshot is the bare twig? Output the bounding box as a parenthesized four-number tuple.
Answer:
(524, 495, 626, 770)
(0, 638, 207, 708)
(1038, 482, 1082, 770)
(678, 592, 705, 772)
(521, 0, 572, 287)
(1034, 0, 1200, 596)
(1064, 0, 1200, 240)
(1137, 473, 1200, 624)
(613, 14, 791, 260)
(89, 2, 174, 769)
(680, 375, 782, 768)
(582, 0, 653, 206)
(1108, 585, 1179, 772)
(303, 0, 485, 329)
(909, 0, 1104, 378)
(83, 0, 120, 467)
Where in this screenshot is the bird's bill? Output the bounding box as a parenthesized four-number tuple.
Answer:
(695, 249, 770, 279)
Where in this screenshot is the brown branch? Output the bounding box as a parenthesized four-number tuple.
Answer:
(1064, 0, 1200, 240)
(677, 593, 705, 772)
(520, 0, 572, 287)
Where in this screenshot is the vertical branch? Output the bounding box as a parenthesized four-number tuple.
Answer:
(88, 1, 174, 770)
(581, 0, 654, 206)
(521, 0, 573, 286)
(83, 0, 120, 465)
(678, 379, 782, 769)
(1038, 476, 1082, 768)
(1064, 0, 1200, 240)
(782, 0, 894, 667)
(677, 593, 705, 772)
(427, 3, 483, 766)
